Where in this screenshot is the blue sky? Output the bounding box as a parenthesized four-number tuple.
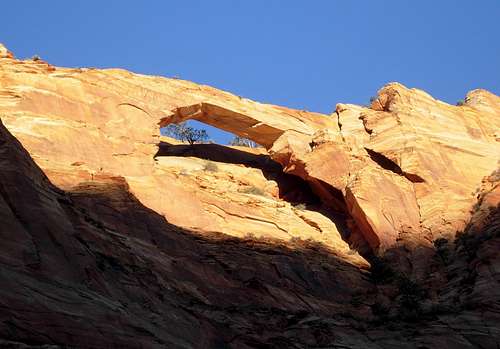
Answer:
(2, 1, 499, 144)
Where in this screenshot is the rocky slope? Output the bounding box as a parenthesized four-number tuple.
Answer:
(0, 43, 499, 348)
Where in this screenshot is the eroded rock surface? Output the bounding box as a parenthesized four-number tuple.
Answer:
(1, 44, 500, 348)
(2, 46, 498, 256)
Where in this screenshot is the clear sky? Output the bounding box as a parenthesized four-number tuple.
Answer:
(2, 1, 499, 144)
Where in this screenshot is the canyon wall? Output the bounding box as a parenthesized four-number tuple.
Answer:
(1, 43, 499, 348)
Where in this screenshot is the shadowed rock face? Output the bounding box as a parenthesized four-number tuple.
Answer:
(1, 44, 500, 347)
(2, 116, 500, 349)
(0, 120, 373, 348)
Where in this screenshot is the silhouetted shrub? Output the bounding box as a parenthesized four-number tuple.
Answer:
(203, 161, 218, 172)
(242, 185, 266, 196)
(229, 136, 258, 148)
(370, 257, 427, 321)
(243, 232, 256, 240)
(369, 257, 396, 284)
(293, 203, 307, 211)
(163, 122, 209, 145)
(397, 274, 426, 321)
(434, 237, 450, 264)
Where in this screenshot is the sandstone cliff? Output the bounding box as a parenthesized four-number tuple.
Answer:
(0, 43, 499, 348)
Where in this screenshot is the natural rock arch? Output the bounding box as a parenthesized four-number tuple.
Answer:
(160, 101, 329, 149)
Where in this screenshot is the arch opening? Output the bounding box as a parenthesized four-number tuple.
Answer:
(156, 102, 367, 258)
(160, 120, 261, 148)
(157, 117, 324, 208)
(159, 102, 288, 148)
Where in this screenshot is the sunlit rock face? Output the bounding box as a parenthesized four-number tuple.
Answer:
(0, 43, 14, 59)
(271, 84, 499, 255)
(1, 43, 500, 347)
(0, 47, 360, 264)
(2, 45, 498, 255)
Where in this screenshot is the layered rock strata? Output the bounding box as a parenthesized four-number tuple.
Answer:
(1, 43, 499, 347)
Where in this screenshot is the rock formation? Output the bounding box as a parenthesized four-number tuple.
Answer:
(0, 43, 499, 348)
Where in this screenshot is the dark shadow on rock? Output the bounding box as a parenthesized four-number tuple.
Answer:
(155, 142, 372, 257)
(2, 121, 499, 348)
(156, 141, 321, 206)
(0, 122, 375, 347)
(155, 141, 359, 255)
(156, 142, 279, 172)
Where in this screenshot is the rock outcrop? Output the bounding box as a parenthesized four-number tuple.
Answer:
(0, 43, 14, 59)
(1, 44, 499, 348)
(273, 84, 500, 254)
(0, 119, 374, 347)
(0, 48, 355, 259)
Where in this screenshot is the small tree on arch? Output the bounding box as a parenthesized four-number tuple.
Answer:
(229, 136, 258, 148)
(163, 122, 209, 145)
